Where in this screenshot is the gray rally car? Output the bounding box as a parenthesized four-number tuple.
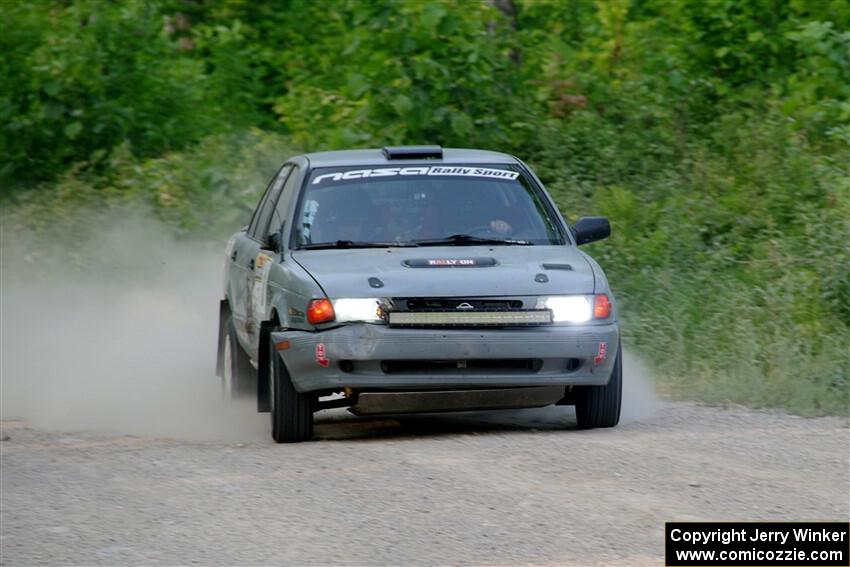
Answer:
(216, 145, 621, 442)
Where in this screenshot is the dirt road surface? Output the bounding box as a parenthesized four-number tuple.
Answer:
(2, 235, 847, 565)
(2, 402, 847, 566)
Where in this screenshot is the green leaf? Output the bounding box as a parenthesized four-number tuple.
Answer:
(43, 81, 61, 97)
(391, 94, 413, 116)
(450, 112, 473, 137)
(420, 4, 446, 30)
(63, 121, 82, 140)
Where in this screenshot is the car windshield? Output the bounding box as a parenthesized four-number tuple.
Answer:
(294, 164, 564, 248)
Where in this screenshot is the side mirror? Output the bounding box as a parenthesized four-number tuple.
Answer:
(262, 221, 286, 253)
(262, 231, 282, 253)
(573, 216, 611, 245)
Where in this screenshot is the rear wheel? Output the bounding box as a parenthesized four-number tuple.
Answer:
(223, 316, 255, 400)
(575, 345, 622, 429)
(269, 342, 314, 443)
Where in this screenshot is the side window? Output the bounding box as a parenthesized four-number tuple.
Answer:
(272, 165, 302, 230)
(261, 165, 301, 239)
(248, 164, 293, 240)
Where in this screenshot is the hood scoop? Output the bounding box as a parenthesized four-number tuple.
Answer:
(542, 263, 573, 271)
(403, 257, 498, 268)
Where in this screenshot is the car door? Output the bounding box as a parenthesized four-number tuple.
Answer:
(231, 164, 293, 350)
(242, 164, 296, 351)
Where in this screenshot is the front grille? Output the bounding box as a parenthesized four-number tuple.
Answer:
(381, 359, 543, 374)
(387, 297, 550, 327)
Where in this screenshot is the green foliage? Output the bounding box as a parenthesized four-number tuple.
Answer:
(582, 113, 849, 415)
(263, 0, 523, 149)
(3, 130, 292, 248)
(2, 0, 848, 414)
(0, 1, 218, 185)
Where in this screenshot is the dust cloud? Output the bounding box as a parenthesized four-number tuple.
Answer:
(619, 350, 660, 423)
(1, 215, 657, 442)
(1, 216, 267, 441)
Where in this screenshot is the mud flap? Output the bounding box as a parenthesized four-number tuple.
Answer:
(215, 300, 228, 378)
(256, 320, 275, 413)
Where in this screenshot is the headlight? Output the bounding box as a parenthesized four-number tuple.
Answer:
(536, 295, 611, 323)
(537, 296, 592, 323)
(331, 298, 385, 322)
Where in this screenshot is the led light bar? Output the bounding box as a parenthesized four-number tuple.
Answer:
(388, 310, 553, 327)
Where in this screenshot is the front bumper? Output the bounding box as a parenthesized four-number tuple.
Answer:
(271, 323, 620, 393)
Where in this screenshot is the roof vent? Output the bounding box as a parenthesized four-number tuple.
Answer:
(382, 145, 443, 160)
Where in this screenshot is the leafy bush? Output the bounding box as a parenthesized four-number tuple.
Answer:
(0, 1, 219, 185)
(2, 131, 294, 271)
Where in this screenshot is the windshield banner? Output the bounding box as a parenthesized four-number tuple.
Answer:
(313, 166, 519, 185)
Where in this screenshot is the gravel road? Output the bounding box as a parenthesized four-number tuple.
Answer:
(2, 238, 847, 566)
(2, 402, 847, 566)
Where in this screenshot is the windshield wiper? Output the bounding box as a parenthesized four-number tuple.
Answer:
(411, 234, 533, 247)
(300, 235, 532, 250)
(299, 240, 420, 250)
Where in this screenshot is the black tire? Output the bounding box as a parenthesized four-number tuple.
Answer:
(223, 315, 255, 400)
(575, 344, 622, 429)
(269, 341, 314, 443)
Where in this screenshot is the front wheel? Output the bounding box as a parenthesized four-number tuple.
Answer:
(574, 344, 622, 429)
(269, 344, 314, 443)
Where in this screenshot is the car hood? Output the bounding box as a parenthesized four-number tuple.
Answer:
(291, 245, 595, 298)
